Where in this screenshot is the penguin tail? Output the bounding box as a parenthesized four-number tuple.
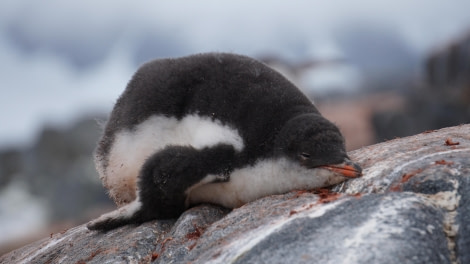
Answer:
(87, 199, 143, 231)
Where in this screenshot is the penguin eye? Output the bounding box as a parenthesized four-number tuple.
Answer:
(300, 152, 311, 160)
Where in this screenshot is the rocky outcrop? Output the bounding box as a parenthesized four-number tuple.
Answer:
(371, 31, 470, 144)
(0, 117, 113, 223)
(2, 124, 469, 264)
(426, 31, 470, 105)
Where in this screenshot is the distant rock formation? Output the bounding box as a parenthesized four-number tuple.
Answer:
(0, 116, 114, 255)
(426, 31, 470, 105)
(372, 30, 470, 144)
(2, 124, 469, 264)
(0, 117, 113, 222)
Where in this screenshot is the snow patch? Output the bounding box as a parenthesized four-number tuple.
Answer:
(0, 181, 49, 247)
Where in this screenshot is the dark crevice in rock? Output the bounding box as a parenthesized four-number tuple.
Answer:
(456, 174, 470, 264)
(416, 181, 460, 264)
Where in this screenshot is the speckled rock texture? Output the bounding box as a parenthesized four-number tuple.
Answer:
(2, 124, 469, 264)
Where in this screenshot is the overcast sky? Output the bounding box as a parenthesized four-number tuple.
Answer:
(1, 0, 470, 147)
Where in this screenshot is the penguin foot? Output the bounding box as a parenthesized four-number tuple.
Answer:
(87, 199, 142, 231)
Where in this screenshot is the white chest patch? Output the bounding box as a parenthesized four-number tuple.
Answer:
(185, 157, 348, 209)
(98, 114, 244, 205)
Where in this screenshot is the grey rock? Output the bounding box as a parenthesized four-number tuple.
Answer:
(2, 124, 469, 264)
(456, 175, 470, 263)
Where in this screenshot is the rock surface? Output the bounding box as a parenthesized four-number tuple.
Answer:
(1, 124, 469, 264)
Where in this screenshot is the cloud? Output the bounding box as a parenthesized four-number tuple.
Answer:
(1, 0, 470, 146)
(3, 0, 470, 64)
(0, 36, 132, 147)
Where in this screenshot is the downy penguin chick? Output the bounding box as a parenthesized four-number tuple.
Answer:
(87, 53, 362, 231)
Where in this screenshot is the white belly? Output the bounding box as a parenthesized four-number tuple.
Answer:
(186, 157, 348, 208)
(96, 114, 244, 206)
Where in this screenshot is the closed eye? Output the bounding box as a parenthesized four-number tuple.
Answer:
(300, 152, 311, 160)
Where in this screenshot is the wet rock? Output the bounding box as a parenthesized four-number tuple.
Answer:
(1, 124, 469, 264)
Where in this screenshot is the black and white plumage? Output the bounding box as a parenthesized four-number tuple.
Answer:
(87, 53, 362, 231)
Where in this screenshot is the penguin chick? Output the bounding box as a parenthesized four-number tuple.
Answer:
(87, 53, 362, 231)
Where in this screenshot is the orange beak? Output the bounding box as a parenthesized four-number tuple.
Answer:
(319, 160, 362, 178)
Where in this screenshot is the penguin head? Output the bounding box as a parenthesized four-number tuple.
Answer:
(275, 114, 362, 178)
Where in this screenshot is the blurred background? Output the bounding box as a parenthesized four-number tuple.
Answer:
(1, 0, 470, 254)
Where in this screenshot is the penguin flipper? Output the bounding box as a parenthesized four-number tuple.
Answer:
(137, 144, 236, 216)
(88, 144, 237, 231)
(86, 212, 131, 231)
(87, 199, 144, 231)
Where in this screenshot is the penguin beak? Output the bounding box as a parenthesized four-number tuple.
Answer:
(319, 159, 362, 178)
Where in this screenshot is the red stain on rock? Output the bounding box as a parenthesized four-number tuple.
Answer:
(401, 173, 414, 183)
(159, 237, 173, 251)
(212, 250, 222, 259)
(151, 252, 159, 261)
(150, 237, 175, 261)
(350, 193, 362, 199)
(289, 189, 310, 200)
(389, 185, 402, 192)
(184, 224, 206, 252)
(401, 169, 423, 183)
(289, 210, 298, 216)
(390, 168, 425, 192)
(75, 248, 104, 264)
(313, 188, 331, 198)
(186, 229, 201, 240)
(445, 138, 460, 146)
(435, 160, 455, 165)
(295, 190, 309, 195)
(186, 224, 205, 240)
(188, 242, 198, 251)
(152, 237, 174, 260)
(288, 189, 361, 217)
(313, 188, 342, 204)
